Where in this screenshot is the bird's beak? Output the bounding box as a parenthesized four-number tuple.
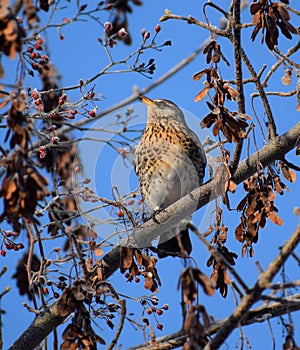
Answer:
(139, 95, 154, 105)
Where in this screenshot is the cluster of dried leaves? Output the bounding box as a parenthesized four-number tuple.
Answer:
(250, 0, 297, 50)
(183, 305, 211, 350)
(193, 67, 250, 143)
(23, 0, 51, 27)
(235, 163, 296, 256)
(1, 89, 30, 149)
(120, 247, 161, 292)
(0, 152, 50, 232)
(203, 210, 238, 298)
(179, 267, 215, 304)
(59, 284, 111, 350)
(178, 267, 214, 348)
(0, 2, 25, 61)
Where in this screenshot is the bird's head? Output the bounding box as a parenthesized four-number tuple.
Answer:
(139, 95, 186, 123)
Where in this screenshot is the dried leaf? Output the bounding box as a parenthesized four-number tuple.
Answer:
(268, 211, 284, 225)
(203, 225, 214, 237)
(194, 84, 211, 102)
(93, 247, 103, 257)
(120, 247, 133, 273)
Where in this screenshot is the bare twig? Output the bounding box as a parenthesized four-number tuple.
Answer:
(106, 299, 126, 350)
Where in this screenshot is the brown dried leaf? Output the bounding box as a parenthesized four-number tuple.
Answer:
(280, 163, 296, 183)
(203, 225, 214, 237)
(235, 222, 244, 242)
(134, 249, 143, 266)
(250, 2, 262, 15)
(268, 211, 284, 226)
(93, 247, 103, 257)
(120, 247, 133, 273)
(276, 4, 290, 21)
(192, 69, 209, 81)
(193, 269, 215, 296)
(194, 84, 211, 102)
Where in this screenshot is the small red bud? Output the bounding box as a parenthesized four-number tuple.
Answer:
(154, 25, 161, 33)
(135, 277, 140, 283)
(87, 92, 95, 99)
(74, 166, 81, 174)
(35, 36, 43, 46)
(31, 62, 39, 70)
(1, 250, 6, 257)
(31, 88, 40, 100)
(163, 304, 169, 310)
(59, 94, 67, 106)
(108, 39, 114, 48)
(34, 44, 43, 51)
(79, 4, 87, 12)
(104, 22, 113, 31)
(88, 110, 96, 118)
(117, 210, 124, 217)
(27, 46, 34, 53)
(51, 136, 60, 144)
(118, 28, 127, 38)
(156, 309, 163, 316)
(5, 230, 13, 237)
(144, 31, 150, 40)
(157, 323, 163, 330)
(105, 3, 112, 10)
(48, 125, 57, 131)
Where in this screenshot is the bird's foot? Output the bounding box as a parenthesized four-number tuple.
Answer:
(152, 208, 165, 224)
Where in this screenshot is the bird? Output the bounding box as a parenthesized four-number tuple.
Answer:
(135, 96, 207, 258)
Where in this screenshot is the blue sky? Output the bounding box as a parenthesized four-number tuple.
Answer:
(1, 1, 300, 349)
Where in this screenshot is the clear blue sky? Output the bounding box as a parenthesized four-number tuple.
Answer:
(1, 1, 299, 349)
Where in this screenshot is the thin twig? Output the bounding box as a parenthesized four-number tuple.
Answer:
(106, 299, 126, 350)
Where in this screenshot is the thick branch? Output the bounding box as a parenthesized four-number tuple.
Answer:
(129, 293, 300, 350)
(10, 121, 300, 349)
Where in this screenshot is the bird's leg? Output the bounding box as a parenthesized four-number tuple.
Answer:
(152, 208, 164, 224)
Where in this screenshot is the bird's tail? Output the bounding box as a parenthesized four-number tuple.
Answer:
(157, 228, 192, 258)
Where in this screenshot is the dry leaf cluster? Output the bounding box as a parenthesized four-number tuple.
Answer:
(0, 152, 50, 232)
(120, 247, 161, 292)
(250, 0, 297, 50)
(183, 305, 211, 350)
(193, 68, 250, 143)
(235, 164, 296, 257)
(0, 3, 25, 60)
